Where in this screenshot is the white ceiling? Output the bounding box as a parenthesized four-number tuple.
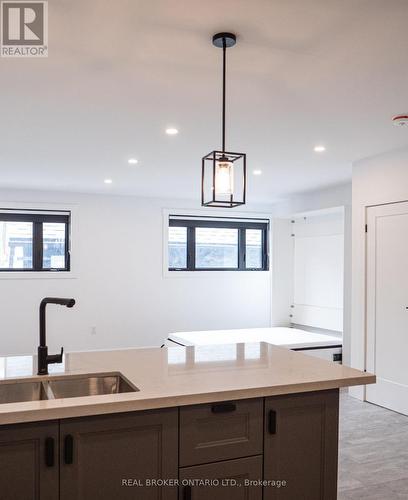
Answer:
(1, 0, 408, 203)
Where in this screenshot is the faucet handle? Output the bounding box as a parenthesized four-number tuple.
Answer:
(47, 347, 64, 365)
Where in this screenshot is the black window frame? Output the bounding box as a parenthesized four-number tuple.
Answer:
(168, 217, 269, 271)
(0, 210, 71, 272)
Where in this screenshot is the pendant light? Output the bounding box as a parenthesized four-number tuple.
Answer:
(202, 32, 247, 208)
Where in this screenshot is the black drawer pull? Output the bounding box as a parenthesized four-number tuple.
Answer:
(268, 410, 277, 434)
(64, 434, 74, 464)
(211, 402, 236, 413)
(183, 485, 192, 500)
(45, 437, 54, 467)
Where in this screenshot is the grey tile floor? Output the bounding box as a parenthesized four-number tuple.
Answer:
(338, 394, 408, 499)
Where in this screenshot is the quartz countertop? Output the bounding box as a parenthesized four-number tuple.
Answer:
(0, 343, 375, 425)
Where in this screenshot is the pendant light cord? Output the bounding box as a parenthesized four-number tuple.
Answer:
(222, 38, 226, 153)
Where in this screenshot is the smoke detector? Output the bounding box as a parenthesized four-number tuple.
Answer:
(392, 115, 408, 127)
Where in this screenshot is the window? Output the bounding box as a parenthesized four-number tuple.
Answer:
(0, 210, 70, 272)
(168, 216, 269, 271)
(196, 227, 238, 268)
(168, 226, 187, 269)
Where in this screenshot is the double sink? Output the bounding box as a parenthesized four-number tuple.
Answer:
(0, 373, 139, 404)
(0, 298, 140, 405)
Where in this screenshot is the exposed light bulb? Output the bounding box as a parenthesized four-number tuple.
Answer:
(215, 158, 234, 196)
(104, 179, 113, 184)
(314, 145, 326, 152)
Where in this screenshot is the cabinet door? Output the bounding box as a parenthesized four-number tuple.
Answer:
(264, 390, 339, 500)
(179, 456, 263, 500)
(60, 408, 178, 500)
(0, 420, 59, 500)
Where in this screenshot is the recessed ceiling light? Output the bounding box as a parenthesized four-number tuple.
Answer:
(104, 179, 113, 184)
(314, 145, 326, 152)
(128, 158, 138, 165)
(165, 127, 179, 135)
(253, 169, 262, 176)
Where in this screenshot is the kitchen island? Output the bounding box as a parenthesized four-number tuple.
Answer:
(0, 342, 375, 499)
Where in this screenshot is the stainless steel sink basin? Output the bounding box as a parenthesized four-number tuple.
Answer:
(0, 373, 138, 404)
(0, 380, 48, 404)
(47, 373, 138, 399)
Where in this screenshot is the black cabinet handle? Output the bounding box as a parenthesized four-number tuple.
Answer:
(45, 437, 54, 467)
(211, 402, 236, 413)
(183, 485, 192, 500)
(64, 434, 74, 464)
(268, 409, 277, 434)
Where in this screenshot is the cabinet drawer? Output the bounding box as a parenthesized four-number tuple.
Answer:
(179, 398, 263, 466)
(179, 456, 263, 500)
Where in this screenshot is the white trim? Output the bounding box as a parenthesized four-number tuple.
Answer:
(0, 208, 70, 216)
(365, 201, 408, 410)
(0, 200, 78, 280)
(169, 215, 269, 223)
(162, 207, 272, 279)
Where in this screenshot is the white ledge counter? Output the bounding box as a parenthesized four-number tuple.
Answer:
(0, 342, 375, 425)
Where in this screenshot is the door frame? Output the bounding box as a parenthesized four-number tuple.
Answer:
(365, 201, 408, 408)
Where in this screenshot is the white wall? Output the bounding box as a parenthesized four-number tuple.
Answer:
(272, 183, 352, 218)
(351, 146, 408, 398)
(0, 189, 272, 356)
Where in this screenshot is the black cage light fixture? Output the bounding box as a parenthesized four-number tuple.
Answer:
(202, 32, 247, 208)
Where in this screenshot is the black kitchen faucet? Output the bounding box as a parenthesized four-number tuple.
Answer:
(38, 297, 75, 375)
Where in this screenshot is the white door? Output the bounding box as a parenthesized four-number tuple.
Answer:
(366, 202, 408, 414)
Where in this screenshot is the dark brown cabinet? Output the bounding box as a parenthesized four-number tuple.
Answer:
(179, 398, 263, 466)
(60, 408, 178, 500)
(179, 456, 263, 500)
(0, 420, 59, 500)
(0, 391, 341, 500)
(263, 389, 339, 500)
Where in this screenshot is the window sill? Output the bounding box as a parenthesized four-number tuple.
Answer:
(163, 269, 270, 279)
(0, 271, 77, 280)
